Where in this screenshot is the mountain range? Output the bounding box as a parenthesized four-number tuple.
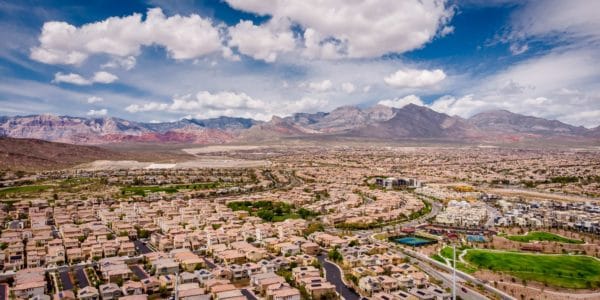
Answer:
(0, 104, 598, 145)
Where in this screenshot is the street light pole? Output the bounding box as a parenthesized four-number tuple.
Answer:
(452, 243, 456, 300)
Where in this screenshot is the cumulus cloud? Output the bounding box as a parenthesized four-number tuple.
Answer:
(302, 28, 345, 60)
(30, 8, 222, 65)
(87, 96, 103, 103)
(171, 91, 265, 111)
(427, 49, 600, 127)
(429, 94, 489, 116)
(125, 90, 268, 119)
(378, 95, 424, 108)
(29, 1, 455, 66)
(53, 73, 91, 85)
(125, 102, 169, 113)
(384, 68, 447, 88)
(52, 71, 118, 85)
(283, 97, 328, 115)
(124, 90, 330, 121)
(307, 80, 333, 92)
(228, 20, 295, 62)
(341, 82, 355, 93)
(86, 108, 107, 116)
(91, 71, 118, 84)
(225, 0, 454, 59)
(101, 56, 136, 70)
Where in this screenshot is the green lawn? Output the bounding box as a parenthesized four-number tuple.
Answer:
(227, 200, 318, 222)
(0, 185, 52, 197)
(464, 250, 600, 289)
(120, 182, 221, 197)
(439, 246, 478, 274)
(505, 231, 584, 244)
(431, 254, 446, 264)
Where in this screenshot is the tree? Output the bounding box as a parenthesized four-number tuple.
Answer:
(303, 222, 324, 236)
(318, 291, 338, 300)
(328, 247, 343, 262)
(159, 285, 169, 297)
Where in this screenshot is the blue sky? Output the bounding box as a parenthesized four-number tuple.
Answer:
(0, 0, 599, 127)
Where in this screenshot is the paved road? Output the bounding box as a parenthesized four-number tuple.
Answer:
(414, 259, 487, 300)
(401, 247, 515, 300)
(0, 283, 7, 300)
(130, 265, 149, 280)
(133, 240, 153, 254)
(241, 288, 258, 300)
(317, 254, 359, 300)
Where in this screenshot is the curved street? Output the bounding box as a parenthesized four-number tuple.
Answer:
(317, 254, 360, 300)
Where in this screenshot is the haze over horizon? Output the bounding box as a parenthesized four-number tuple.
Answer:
(1, 0, 600, 128)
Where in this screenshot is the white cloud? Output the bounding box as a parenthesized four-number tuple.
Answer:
(283, 97, 328, 115)
(225, 0, 454, 59)
(302, 28, 344, 60)
(91, 71, 118, 84)
(429, 94, 489, 117)
(221, 47, 241, 61)
(86, 108, 107, 116)
(378, 94, 424, 108)
(384, 68, 447, 88)
(228, 20, 295, 62)
(53, 72, 91, 85)
(52, 71, 118, 85)
(124, 90, 330, 121)
(341, 82, 355, 93)
(171, 91, 266, 111)
(101, 56, 136, 70)
(509, 0, 600, 45)
(307, 80, 333, 92)
(87, 96, 103, 103)
(440, 26, 454, 37)
(125, 90, 268, 119)
(428, 49, 600, 127)
(125, 102, 169, 113)
(509, 43, 528, 55)
(30, 8, 222, 65)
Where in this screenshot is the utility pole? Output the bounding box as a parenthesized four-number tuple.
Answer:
(452, 243, 456, 300)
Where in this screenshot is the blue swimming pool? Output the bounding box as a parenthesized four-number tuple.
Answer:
(394, 236, 436, 246)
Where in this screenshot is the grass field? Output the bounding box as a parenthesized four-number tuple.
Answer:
(439, 246, 478, 274)
(505, 231, 584, 244)
(464, 249, 600, 289)
(227, 200, 318, 222)
(120, 182, 221, 197)
(0, 185, 52, 197)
